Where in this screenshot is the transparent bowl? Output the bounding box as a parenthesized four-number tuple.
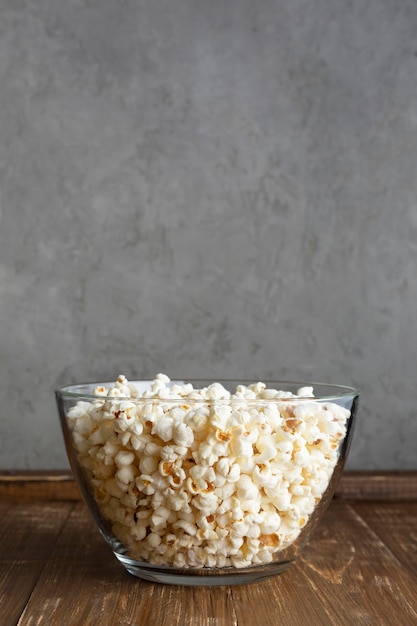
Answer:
(56, 378, 358, 586)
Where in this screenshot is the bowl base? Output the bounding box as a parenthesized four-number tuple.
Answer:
(114, 553, 294, 586)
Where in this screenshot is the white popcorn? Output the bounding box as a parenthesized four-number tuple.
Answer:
(186, 408, 209, 433)
(255, 434, 277, 463)
(116, 465, 137, 485)
(156, 373, 171, 384)
(151, 505, 171, 527)
(253, 464, 280, 489)
(230, 434, 253, 458)
(115, 450, 135, 467)
(174, 423, 194, 447)
(215, 457, 231, 477)
(259, 511, 281, 535)
(136, 474, 155, 495)
(147, 532, 162, 548)
(152, 417, 174, 442)
(107, 387, 123, 397)
(66, 374, 351, 570)
(193, 492, 219, 514)
(139, 454, 159, 474)
(236, 474, 259, 502)
(173, 519, 198, 536)
(227, 463, 241, 482)
(205, 382, 230, 400)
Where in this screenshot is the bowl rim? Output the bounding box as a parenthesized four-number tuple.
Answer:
(55, 379, 359, 402)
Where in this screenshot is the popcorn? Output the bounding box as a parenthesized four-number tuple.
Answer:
(66, 374, 350, 570)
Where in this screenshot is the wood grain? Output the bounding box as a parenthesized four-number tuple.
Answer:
(0, 471, 80, 501)
(0, 500, 414, 626)
(293, 502, 417, 626)
(16, 502, 239, 626)
(352, 501, 417, 576)
(0, 501, 73, 625)
(334, 471, 417, 501)
(230, 501, 417, 626)
(1, 473, 417, 625)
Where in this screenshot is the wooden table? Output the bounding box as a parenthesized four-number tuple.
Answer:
(1, 472, 416, 626)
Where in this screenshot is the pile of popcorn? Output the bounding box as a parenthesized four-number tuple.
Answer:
(67, 374, 350, 569)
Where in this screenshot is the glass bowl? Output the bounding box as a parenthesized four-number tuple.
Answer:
(55, 376, 358, 586)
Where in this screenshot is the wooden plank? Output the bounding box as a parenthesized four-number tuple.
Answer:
(0, 471, 80, 501)
(0, 483, 416, 624)
(352, 501, 417, 576)
(16, 503, 238, 626)
(0, 501, 73, 625)
(15, 502, 124, 626)
(1, 471, 417, 501)
(15, 501, 417, 626)
(229, 570, 338, 626)
(292, 502, 417, 625)
(335, 471, 417, 501)
(112, 584, 238, 626)
(0, 500, 13, 520)
(230, 503, 417, 626)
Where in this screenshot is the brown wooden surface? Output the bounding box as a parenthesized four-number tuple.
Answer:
(0, 478, 416, 625)
(333, 470, 417, 501)
(1, 470, 417, 501)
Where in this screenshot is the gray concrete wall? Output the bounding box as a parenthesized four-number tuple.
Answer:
(0, 0, 416, 470)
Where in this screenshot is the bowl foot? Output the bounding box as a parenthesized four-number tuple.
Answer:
(114, 552, 294, 586)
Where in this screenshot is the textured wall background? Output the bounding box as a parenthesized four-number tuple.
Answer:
(0, 0, 416, 470)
